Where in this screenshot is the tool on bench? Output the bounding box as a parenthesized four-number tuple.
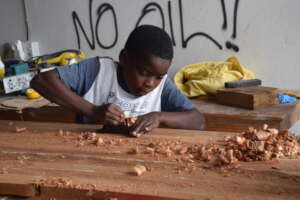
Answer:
(283, 91, 300, 99)
(32, 49, 85, 66)
(225, 79, 262, 88)
(100, 117, 150, 137)
(2, 49, 85, 94)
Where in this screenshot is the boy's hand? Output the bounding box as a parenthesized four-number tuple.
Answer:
(91, 104, 125, 126)
(130, 112, 161, 137)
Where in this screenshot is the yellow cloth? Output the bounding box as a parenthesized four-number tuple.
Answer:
(174, 57, 255, 97)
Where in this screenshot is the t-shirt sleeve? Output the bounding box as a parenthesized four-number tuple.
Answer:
(56, 57, 100, 96)
(161, 77, 195, 112)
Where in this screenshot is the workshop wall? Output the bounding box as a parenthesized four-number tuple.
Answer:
(1, 0, 300, 90)
(0, 0, 27, 54)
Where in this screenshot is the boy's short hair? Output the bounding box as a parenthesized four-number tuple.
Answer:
(125, 25, 173, 60)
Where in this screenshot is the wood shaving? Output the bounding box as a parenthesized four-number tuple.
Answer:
(96, 137, 104, 146)
(15, 127, 27, 133)
(133, 164, 147, 176)
(75, 132, 105, 147)
(33, 177, 73, 188)
(126, 117, 137, 127)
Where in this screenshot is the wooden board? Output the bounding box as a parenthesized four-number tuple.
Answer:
(193, 98, 300, 132)
(0, 97, 50, 110)
(0, 121, 300, 200)
(216, 86, 279, 109)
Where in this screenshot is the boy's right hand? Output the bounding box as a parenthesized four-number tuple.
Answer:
(90, 104, 125, 126)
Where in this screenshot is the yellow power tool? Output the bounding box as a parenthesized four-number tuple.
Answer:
(35, 49, 85, 66)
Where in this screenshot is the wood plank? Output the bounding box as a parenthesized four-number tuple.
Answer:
(193, 98, 300, 132)
(0, 106, 75, 123)
(0, 121, 299, 200)
(216, 86, 279, 109)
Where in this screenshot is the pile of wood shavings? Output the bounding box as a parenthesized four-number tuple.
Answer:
(131, 124, 300, 168)
(76, 132, 125, 147)
(221, 124, 300, 163)
(33, 177, 97, 190)
(77, 132, 103, 147)
(183, 124, 300, 167)
(58, 130, 110, 147)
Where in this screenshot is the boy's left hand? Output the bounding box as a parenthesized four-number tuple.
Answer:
(129, 112, 161, 137)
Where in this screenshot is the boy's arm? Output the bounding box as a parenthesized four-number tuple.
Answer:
(130, 77, 205, 136)
(160, 108, 205, 130)
(159, 77, 205, 130)
(130, 108, 205, 136)
(30, 69, 124, 125)
(31, 69, 93, 118)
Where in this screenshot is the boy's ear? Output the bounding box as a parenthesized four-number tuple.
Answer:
(119, 49, 126, 63)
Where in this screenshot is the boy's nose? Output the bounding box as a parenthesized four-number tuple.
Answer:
(144, 77, 155, 88)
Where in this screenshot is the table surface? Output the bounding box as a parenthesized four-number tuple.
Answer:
(0, 120, 299, 200)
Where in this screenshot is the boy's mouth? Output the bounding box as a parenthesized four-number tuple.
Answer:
(136, 91, 147, 96)
(134, 89, 150, 97)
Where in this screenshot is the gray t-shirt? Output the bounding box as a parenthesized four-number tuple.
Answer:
(57, 57, 194, 123)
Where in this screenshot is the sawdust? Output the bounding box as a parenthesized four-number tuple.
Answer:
(33, 177, 97, 191)
(33, 177, 73, 188)
(54, 124, 300, 172)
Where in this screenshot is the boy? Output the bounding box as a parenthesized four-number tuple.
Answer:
(31, 25, 205, 137)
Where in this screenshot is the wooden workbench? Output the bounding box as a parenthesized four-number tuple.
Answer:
(0, 120, 299, 200)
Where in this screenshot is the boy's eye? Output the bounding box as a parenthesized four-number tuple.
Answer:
(139, 69, 150, 76)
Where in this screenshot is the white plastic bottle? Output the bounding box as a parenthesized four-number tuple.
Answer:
(0, 56, 5, 80)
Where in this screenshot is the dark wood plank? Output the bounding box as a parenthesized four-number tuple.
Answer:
(216, 86, 279, 109)
(193, 98, 300, 132)
(0, 183, 36, 197)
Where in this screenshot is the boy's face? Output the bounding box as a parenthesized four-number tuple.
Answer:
(120, 50, 171, 97)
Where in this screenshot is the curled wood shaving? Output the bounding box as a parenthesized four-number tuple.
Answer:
(15, 127, 27, 133)
(133, 164, 147, 176)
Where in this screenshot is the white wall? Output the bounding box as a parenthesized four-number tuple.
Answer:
(0, 0, 27, 54)
(1, 0, 300, 90)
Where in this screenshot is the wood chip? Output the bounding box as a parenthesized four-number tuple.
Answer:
(96, 137, 104, 146)
(133, 164, 147, 176)
(15, 127, 27, 133)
